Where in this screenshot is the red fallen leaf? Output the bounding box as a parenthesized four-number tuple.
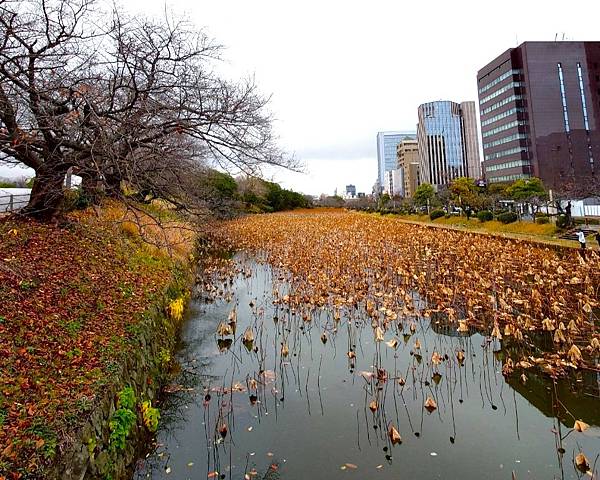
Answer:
(207, 471, 219, 478)
(219, 423, 228, 438)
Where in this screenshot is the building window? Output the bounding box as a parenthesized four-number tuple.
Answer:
(576, 63, 590, 131)
(483, 133, 528, 149)
(485, 146, 527, 161)
(485, 160, 531, 172)
(481, 95, 523, 115)
(479, 82, 523, 105)
(478, 69, 522, 94)
(488, 173, 531, 183)
(481, 108, 525, 127)
(482, 120, 527, 138)
(557, 63, 570, 133)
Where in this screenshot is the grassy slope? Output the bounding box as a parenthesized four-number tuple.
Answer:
(384, 213, 598, 250)
(0, 203, 194, 478)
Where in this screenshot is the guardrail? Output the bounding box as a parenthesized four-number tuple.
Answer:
(0, 193, 30, 213)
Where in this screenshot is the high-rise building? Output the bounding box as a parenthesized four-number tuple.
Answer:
(383, 169, 403, 197)
(416, 101, 481, 189)
(396, 139, 419, 197)
(477, 41, 600, 187)
(345, 184, 356, 198)
(377, 131, 415, 189)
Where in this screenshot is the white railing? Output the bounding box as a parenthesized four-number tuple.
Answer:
(0, 189, 31, 213)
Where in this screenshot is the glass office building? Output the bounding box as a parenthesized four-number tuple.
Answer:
(417, 101, 481, 189)
(376, 131, 415, 188)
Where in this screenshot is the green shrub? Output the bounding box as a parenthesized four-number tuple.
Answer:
(535, 215, 549, 224)
(497, 211, 518, 224)
(556, 215, 569, 229)
(477, 210, 494, 222)
(117, 386, 136, 410)
(62, 188, 91, 211)
(109, 408, 137, 451)
(429, 210, 445, 221)
(109, 386, 137, 451)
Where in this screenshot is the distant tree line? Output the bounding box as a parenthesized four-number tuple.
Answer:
(348, 176, 587, 228)
(0, 0, 298, 221)
(198, 171, 311, 217)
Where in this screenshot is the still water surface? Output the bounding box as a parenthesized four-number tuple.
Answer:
(134, 255, 600, 479)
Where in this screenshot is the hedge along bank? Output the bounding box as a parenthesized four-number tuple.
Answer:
(0, 203, 197, 480)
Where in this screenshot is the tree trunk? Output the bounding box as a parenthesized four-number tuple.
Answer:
(80, 171, 105, 205)
(21, 164, 68, 221)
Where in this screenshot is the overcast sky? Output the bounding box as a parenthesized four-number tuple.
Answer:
(3, 0, 599, 195)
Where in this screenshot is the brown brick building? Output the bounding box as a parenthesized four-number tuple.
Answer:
(477, 42, 600, 189)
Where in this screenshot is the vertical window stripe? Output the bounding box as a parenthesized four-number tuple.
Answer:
(557, 63, 570, 133)
(576, 63, 590, 131)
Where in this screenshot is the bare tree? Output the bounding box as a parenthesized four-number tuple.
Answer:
(0, 0, 297, 220)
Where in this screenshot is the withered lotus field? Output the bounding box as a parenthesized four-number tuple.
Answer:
(212, 210, 599, 378)
(135, 209, 600, 480)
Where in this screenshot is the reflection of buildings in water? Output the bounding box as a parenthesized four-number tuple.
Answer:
(505, 361, 600, 427)
(429, 311, 476, 337)
(499, 332, 600, 427)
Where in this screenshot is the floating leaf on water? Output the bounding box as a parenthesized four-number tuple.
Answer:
(249, 394, 258, 405)
(574, 420, 589, 432)
(432, 372, 442, 385)
(207, 471, 219, 478)
(414, 339, 421, 350)
(217, 321, 234, 337)
(491, 323, 502, 340)
(568, 344, 582, 364)
(409, 322, 417, 333)
(369, 400, 378, 413)
(397, 377, 406, 386)
(403, 333, 412, 343)
(431, 351, 442, 365)
(388, 424, 402, 445)
(347, 351, 356, 359)
(385, 338, 399, 349)
(424, 396, 437, 412)
(344, 463, 358, 469)
(243, 327, 254, 343)
(575, 452, 590, 473)
(281, 342, 289, 357)
(321, 332, 328, 344)
(374, 326, 385, 342)
(553, 329, 566, 344)
(456, 350, 465, 365)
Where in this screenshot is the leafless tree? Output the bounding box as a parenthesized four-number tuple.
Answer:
(0, 0, 297, 220)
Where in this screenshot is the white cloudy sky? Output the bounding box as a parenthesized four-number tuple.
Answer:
(2, 0, 599, 195)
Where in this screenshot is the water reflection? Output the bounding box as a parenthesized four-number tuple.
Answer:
(134, 256, 600, 480)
